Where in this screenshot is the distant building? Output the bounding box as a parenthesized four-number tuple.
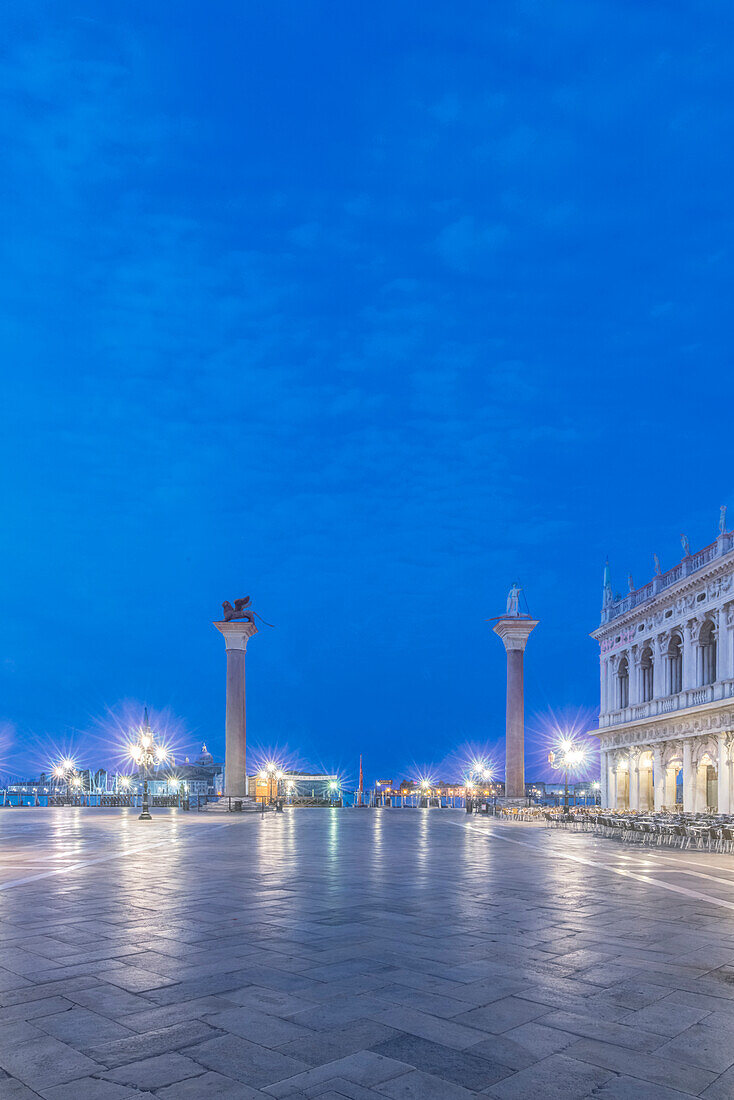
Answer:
(249, 771, 340, 803)
(143, 744, 223, 797)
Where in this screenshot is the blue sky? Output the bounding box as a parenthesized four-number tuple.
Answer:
(2, 1, 733, 783)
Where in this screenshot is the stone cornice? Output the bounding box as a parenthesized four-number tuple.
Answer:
(591, 549, 734, 645)
(592, 695, 734, 749)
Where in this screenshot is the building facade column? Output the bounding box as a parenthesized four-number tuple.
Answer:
(666, 764, 679, 808)
(493, 616, 539, 800)
(609, 761, 618, 809)
(719, 732, 731, 814)
(714, 609, 727, 683)
(653, 746, 664, 810)
(600, 655, 608, 718)
(653, 636, 666, 699)
(682, 622, 695, 690)
(694, 759, 708, 812)
(606, 655, 616, 712)
(682, 740, 694, 811)
(628, 649, 639, 707)
(628, 748, 639, 810)
(214, 620, 258, 798)
(724, 607, 734, 681)
(599, 749, 608, 807)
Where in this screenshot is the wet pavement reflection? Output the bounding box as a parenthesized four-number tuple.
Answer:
(0, 808, 734, 1095)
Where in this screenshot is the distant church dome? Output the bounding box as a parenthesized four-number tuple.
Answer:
(196, 743, 214, 765)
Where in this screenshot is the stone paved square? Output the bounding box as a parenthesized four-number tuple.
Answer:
(3, 807, 734, 1096)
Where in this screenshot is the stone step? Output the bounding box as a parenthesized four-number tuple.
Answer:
(199, 797, 272, 813)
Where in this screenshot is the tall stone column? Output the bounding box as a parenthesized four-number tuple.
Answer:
(214, 620, 258, 797)
(599, 749, 608, 807)
(493, 617, 539, 800)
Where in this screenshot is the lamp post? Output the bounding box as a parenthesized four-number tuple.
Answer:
(548, 739, 586, 813)
(127, 709, 168, 821)
(52, 758, 80, 804)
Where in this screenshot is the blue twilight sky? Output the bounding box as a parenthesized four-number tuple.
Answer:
(2, 1, 734, 783)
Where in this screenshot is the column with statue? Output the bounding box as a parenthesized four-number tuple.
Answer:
(491, 584, 539, 802)
(208, 596, 272, 811)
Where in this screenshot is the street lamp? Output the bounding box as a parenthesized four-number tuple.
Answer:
(127, 710, 168, 821)
(52, 759, 79, 802)
(548, 739, 587, 813)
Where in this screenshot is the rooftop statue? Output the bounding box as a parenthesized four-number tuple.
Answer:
(680, 533, 690, 557)
(222, 597, 255, 623)
(721, 505, 728, 535)
(653, 554, 662, 575)
(628, 574, 634, 592)
(506, 582, 522, 616)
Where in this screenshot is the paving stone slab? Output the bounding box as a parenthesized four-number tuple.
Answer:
(484, 1051, 614, 1099)
(102, 1052, 205, 1089)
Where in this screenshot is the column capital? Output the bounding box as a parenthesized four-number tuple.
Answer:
(492, 617, 539, 652)
(213, 621, 258, 651)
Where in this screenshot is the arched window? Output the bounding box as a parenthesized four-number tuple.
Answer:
(699, 620, 717, 686)
(617, 656, 629, 709)
(640, 646, 653, 702)
(667, 633, 682, 695)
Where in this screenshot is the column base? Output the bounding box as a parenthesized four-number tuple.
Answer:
(200, 796, 271, 813)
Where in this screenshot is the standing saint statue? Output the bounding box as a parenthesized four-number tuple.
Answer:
(653, 554, 662, 576)
(506, 582, 522, 616)
(720, 505, 728, 535)
(680, 533, 690, 557)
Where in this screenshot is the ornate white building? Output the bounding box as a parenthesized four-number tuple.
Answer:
(592, 520, 734, 812)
